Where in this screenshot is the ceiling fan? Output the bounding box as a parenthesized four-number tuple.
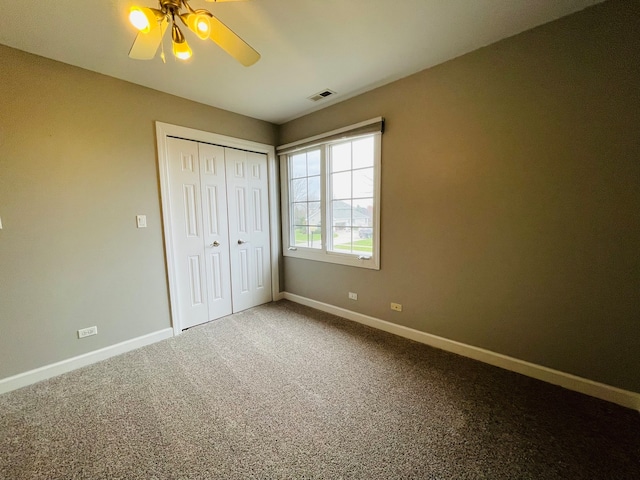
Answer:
(128, 0, 260, 66)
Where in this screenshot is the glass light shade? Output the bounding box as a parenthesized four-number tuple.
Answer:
(173, 40, 193, 60)
(129, 7, 158, 33)
(194, 14, 211, 39)
(171, 24, 192, 60)
(182, 12, 211, 40)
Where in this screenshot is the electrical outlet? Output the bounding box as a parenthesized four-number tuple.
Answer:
(78, 326, 98, 339)
(348, 292, 358, 300)
(390, 302, 403, 312)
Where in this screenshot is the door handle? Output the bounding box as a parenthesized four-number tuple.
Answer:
(209, 241, 220, 247)
(237, 239, 250, 245)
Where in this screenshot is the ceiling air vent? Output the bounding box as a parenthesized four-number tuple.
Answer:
(308, 89, 337, 102)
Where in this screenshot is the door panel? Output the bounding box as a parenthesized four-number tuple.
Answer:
(167, 138, 208, 329)
(226, 149, 272, 312)
(188, 255, 204, 305)
(199, 143, 233, 322)
(255, 247, 265, 289)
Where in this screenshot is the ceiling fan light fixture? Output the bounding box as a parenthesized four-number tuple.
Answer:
(171, 24, 192, 60)
(127, 0, 260, 66)
(129, 6, 162, 33)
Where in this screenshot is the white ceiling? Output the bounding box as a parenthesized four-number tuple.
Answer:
(0, 0, 603, 124)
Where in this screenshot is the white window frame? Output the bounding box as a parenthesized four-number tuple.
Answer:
(279, 118, 382, 270)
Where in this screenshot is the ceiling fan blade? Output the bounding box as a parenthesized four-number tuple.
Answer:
(128, 17, 169, 60)
(208, 15, 260, 66)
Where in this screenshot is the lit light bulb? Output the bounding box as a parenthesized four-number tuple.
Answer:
(181, 12, 211, 40)
(129, 7, 161, 34)
(197, 19, 210, 36)
(129, 9, 150, 32)
(171, 24, 192, 60)
(173, 40, 193, 60)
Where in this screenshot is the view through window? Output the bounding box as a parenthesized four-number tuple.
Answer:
(329, 136, 374, 255)
(281, 126, 381, 270)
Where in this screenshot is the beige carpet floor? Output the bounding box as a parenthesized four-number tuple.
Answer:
(1, 300, 639, 479)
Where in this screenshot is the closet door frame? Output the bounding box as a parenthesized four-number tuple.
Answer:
(156, 121, 282, 336)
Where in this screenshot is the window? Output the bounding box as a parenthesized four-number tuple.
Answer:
(279, 118, 383, 269)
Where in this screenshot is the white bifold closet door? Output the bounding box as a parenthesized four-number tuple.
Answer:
(167, 137, 272, 330)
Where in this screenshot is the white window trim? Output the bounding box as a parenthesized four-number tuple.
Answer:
(279, 122, 382, 270)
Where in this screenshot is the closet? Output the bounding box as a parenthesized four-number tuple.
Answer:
(165, 136, 272, 329)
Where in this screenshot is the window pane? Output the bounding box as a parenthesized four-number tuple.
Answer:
(332, 227, 354, 253)
(331, 143, 351, 173)
(291, 178, 307, 202)
(294, 226, 310, 248)
(332, 200, 352, 228)
(292, 203, 308, 226)
(308, 175, 321, 201)
(352, 137, 374, 169)
(354, 226, 373, 254)
(329, 227, 373, 254)
(307, 149, 321, 176)
(353, 197, 374, 216)
(294, 225, 321, 249)
(308, 201, 321, 226)
(291, 153, 307, 178)
(352, 168, 373, 198)
(331, 171, 351, 200)
(308, 226, 322, 249)
(352, 199, 372, 228)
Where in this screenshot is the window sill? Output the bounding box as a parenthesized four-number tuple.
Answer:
(283, 248, 380, 270)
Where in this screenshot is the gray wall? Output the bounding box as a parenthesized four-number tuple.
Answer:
(279, 0, 640, 392)
(0, 46, 277, 379)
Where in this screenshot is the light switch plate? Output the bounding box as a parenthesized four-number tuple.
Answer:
(136, 215, 147, 228)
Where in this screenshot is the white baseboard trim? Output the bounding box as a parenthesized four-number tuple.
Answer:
(0, 328, 174, 395)
(283, 293, 640, 412)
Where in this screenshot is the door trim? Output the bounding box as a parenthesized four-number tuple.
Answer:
(155, 122, 281, 335)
